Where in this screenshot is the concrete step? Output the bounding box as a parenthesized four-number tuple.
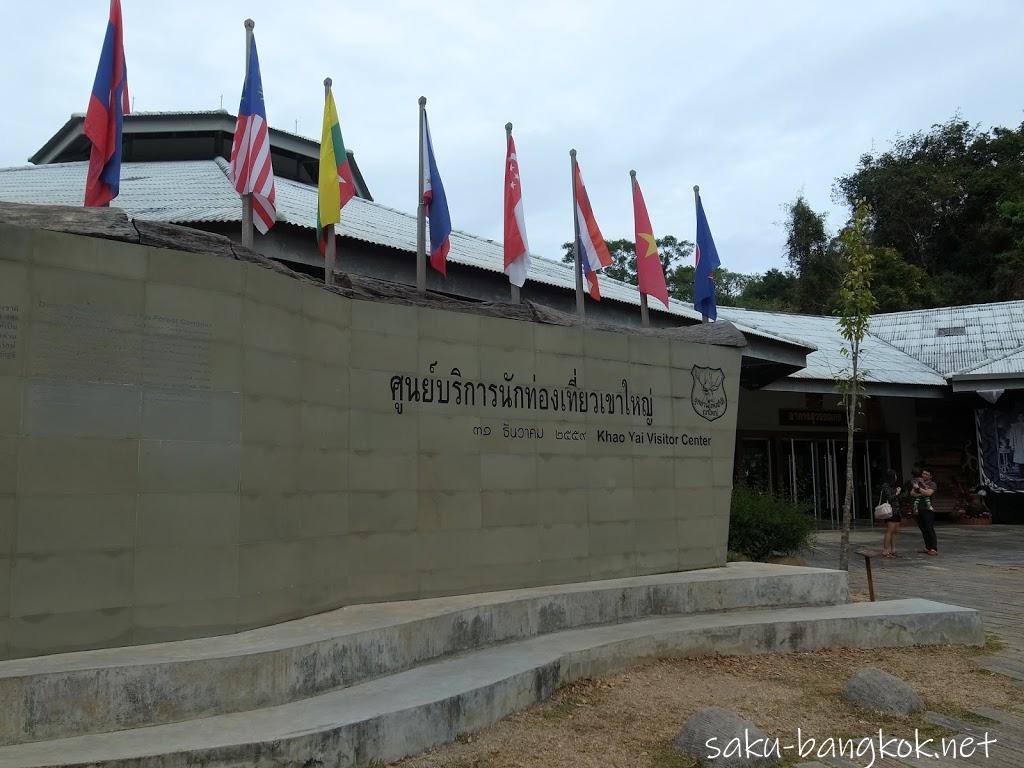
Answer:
(0, 598, 982, 768)
(0, 562, 846, 746)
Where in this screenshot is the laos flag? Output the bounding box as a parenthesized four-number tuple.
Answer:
(84, 0, 130, 207)
(421, 111, 452, 276)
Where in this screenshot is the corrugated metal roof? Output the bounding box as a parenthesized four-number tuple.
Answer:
(0, 158, 793, 340)
(716, 307, 948, 387)
(952, 345, 1024, 378)
(870, 300, 1024, 377)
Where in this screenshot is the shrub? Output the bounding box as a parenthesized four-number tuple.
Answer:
(728, 486, 816, 561)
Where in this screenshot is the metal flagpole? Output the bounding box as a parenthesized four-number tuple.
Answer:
(240, 19, 255, 249)
(571, 149, 584, 318)
(631, 169, 650, 327)
(506, 122, 520, 305)
(694, 184, 708, 324)
(416, 96, 427, 295)
(323, 77, 336, 287)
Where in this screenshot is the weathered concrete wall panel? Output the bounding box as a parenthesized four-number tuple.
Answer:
(0, 224, 740, 659)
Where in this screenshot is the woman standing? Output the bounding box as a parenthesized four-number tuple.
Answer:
(880, 469, 902, 557)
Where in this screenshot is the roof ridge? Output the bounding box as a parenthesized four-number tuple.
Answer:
(951, 343, 1024, 376)
(862, 324, 948, 379)
(871, 297, 1024, 320)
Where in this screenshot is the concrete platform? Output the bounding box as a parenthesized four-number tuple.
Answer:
(0, 562, 846, 746)
(0, 599, 982, 768)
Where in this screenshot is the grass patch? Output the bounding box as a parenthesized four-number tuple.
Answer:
(539, 697, 585, 721)
(648, 743, 697, 768)
(939, 706, 999, 726)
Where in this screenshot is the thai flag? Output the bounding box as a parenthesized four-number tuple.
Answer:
(229, 37, 276, 234)
(83, 0, 130, 207)
(421, 111, 452, 275)
(573, 161, 612, 300)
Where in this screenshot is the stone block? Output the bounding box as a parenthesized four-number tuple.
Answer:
(348, 452, 413, 491)
(243, 263, 302, 311)
(536, 454, 587, 490)
(583, 329, 628, 361)
(417, 491, 481, 531)
(18, 437, 137, 494)
(242, 301, 304, 355)
(243, 395, 301, 446)
(239, 492, 348, 542)
(8, 606, 133, 659)
(134, 545, 239, 606)
(146, 283, 242, 343)
(302, 361, 350, 407)
(588, 521, 635, 556)
(541, 557, 591, 585)
(350, 330, 417, 373)
(636, 548, 679, 574)
(242, 348, 302, 400)
(301, 318, 350, 365)
(481, 490, 539, 528)
(633, 456, 675, 489)
(416, 530, 463, 572)
(676, 457, 713, 489)
(479, 346, 535, 382)
(476, 526, 540, 565)
(418, 412, 481, 454)
(536, 489, 587, 524)
(0, 496, 14, 555)
(238, 538, 344, 595)
(142, 388, 241, 443)
(344, 532, 420, 574)
(22, 380, 141, 439)
(32, 265, 144, 316)
(540, 524, 589, 560)
(587, 488, 635, 522)
(347, 569, 417, 604)
(634, 520, 678, 553)
(11, 550, 133, 616)
(587, 456, 634, 490)
(241, 443, 299, 493)
(33, 229, 146, 280)
(349, 409, 416, 452)
(629, 362, 672, 397)
(297, 447, 348, 492)
(417, 340, 479, 380)
(349, 491, 417, 533)
(0, 376, 20, 435)
(302, 286, 351, 328)
(478, 315, 533, 349)
(588, 552, 636, 579)
(418, 306, 479, 344)
(633, 488, 678, 520)
(418, 453, 481, 492)
(481, 454, 536, 490)
(351, 300, 418, 337)
(136, 493, 239, 548)
(0, 557, 8, 616)
(629, 335, 670, 367)
(206, 341, 244, 393)
(132, 597, 240, 645)
(16, 494, 136, 554)
(139, 440, 240, 493)
(0, 223, 33, 262)
(534, 325, 583, 356)
(299, 403, 348, 449)
(147, 246, 244, 294)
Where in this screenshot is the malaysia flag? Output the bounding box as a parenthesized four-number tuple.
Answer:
(228, 36, 276, 234)
(573, 160, 612, 300)
(422, 111, 452, 275)
(83, 0, 130, 207)
(503, 130, 530, 287)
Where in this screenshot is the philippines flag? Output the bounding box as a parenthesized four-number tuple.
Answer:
(422, 111, 452, 276)
(573, 161, 612, 300)
(503, 130, 530, 287)
(83, 0, 130, 207)
(228, 37, 276, 234)
(694, 191, 721, 320)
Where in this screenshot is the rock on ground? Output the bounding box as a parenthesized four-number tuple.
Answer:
(842, 667, 924, 715)
(674, 706, 781, 767)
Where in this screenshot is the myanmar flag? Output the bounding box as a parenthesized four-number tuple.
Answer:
(317, 84, 357, 254)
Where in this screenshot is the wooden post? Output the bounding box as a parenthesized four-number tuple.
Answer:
(506, 122, 520, 305)
(571, 149, 584, 318)
(240, 19, 255, 249)
(416, 96, 427, 295)
(863, 552, 876, 602)
(323, 77, 336, 287)
(694, 184, 707, 324)
(631, 169, 650, 328)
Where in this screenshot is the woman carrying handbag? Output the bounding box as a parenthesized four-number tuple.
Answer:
(876, 469, 902, 557)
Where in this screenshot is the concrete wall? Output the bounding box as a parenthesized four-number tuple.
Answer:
(0, 224, 740, 660)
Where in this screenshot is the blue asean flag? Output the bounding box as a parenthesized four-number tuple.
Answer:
(421, 111, 452, 276)
(694, 193, 721, 320)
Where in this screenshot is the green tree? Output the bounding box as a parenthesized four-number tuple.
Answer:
(560, 235, 694, 301)
(736, 268, 798, 311)
(784, 196, 840, 313)
(834, 202, 878, 571)
(835, 117, 1024, 306)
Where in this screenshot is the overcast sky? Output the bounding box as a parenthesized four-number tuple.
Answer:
(2, 1, 1022, 274)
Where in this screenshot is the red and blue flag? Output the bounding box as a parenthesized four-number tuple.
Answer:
(228, 36, 277, 234)
(573, 161, 612, 300)
(421, 112, 451, 276)
(83, 0, 130, 207)
(694, 192, 721, 320)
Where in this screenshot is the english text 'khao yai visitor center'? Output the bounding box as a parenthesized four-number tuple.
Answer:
(0, 108, 1009, 765)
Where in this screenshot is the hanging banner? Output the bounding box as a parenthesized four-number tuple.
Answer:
(976, 400, 1024, 493)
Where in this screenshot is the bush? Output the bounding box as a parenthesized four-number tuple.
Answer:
(728, 486, 816, 561)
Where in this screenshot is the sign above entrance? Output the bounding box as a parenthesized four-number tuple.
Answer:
(779, 409, 846, 428)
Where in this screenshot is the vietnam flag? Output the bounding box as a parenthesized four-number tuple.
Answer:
(317, 81, 357, 254)
(631, 173, 669, 309)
